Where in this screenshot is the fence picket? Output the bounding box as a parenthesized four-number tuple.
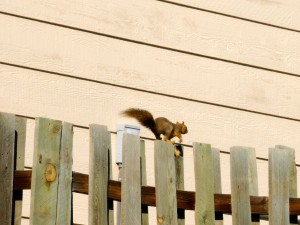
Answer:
(193, 143, 215, 225)
(121, 133, 141, 225)
(14, 117, 27, 225)
(30, 118, 62, 225)
(175, 144, 185, 225)
(0, 113, 15, 225)
(141, 140, 149, 225)
(243, 147, 260, 225)
(89, 124, 111, 225)
(212, 148, 223, 225)
(230, 146, 252, 225)
(269, 147, 290, 225)
(56, 122, 73, 225)
(108, 133, 114, 225)
(275, 145, 297, 224)
(155, 141, 178, 225)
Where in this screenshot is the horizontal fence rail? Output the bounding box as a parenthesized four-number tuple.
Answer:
(12, 170, 300, 215)
(1, 112, 299, 225)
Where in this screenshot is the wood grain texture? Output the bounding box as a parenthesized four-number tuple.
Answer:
(211, 148, 223, 225)
(30, 118, 62, 225)
(14, 117, 27, 225)
(275, 145, 297, 224)
(230, 147, 251, 225)
(121, 133, 141, 225)
(275, 145, 297, 197)
(1, 16, 300, 120)
(56, 122, 73, 225)
(193, 143, 215, 225)
(268, 148, 290, 225)
(154, 141, 178, 225)
(245, 147, 259, 225)
(89, 124, 110, 225)
(174, 145, 185, 225)
(168, 0, 300, 31)
(140, 140, 149, 225)
(2, 64, 300, 162)
(1, 0, 300, 74)
(211, 148, 222, 194)
(0, 112, 15, 225)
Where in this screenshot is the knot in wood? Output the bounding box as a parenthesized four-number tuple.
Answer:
(44, 164, 57, 182)
(157, 217, 164, 224)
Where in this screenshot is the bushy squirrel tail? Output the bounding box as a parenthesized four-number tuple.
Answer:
(121, 108, 160, 139)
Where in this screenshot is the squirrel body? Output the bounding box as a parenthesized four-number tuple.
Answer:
(121, 108, 188, 143)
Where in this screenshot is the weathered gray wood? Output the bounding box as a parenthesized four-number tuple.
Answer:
(89, 124, 111, 225)
(211, 148, 223, 225)
(269, 148, 289, 225)
(275, 145, 297, 196)
(140, 140, 149, 225)
(275, 145, 297, 224)
(56, 122, 73, 225)
(193, 143, 215, 225)
(154, 140, 178, 225)
(212, 148, 222, 194)
(108, 132, 114, 225)
(230, 146, 251, 225)
(14, 117, 27, 225)
(30, 118, 62, 225)
(121, 133, 141, 225)
(245, 148, 259, 225)
(175, 144, 185, 225)
(0, 112, 15, 225)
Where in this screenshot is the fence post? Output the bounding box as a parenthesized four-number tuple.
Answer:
(230, 146, 252, 225)
(14, 117, 27, 225)
(193, 143, 215, 225)
(154, 141, 178, 225)
(269, 147, 291, 225)
(56, 122, 73, 225)
(89, 124, 111, 225)
(30, 118, 62, 225)
(0, 112, 15, 225)
(121, 133, 141, 225)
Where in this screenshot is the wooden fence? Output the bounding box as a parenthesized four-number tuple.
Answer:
(1, 112, 300, 225)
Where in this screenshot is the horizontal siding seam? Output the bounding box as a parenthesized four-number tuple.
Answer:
(1, 61, 300, 123)
(157, 0, 300, 33)
(1, 11, 300, 78)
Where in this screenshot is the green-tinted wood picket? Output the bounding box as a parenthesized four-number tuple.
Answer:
(0, 113, 15, 225)
(14, 117, 27, 225)
(154, 141, 178, 225)
(56, 122, 73, 225)
(193, 143, 215, 225)
(30, 118, 62, 225)
(89, 124, 111, 225)
(121, 133, 141, 225)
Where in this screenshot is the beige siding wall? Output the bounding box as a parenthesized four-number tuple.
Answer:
(1, 0, 300, 224)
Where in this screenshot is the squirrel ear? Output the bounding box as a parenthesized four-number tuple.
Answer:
(182, 121, 184, 124)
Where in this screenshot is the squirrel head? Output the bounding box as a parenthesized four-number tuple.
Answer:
(176, 121, 188, 134)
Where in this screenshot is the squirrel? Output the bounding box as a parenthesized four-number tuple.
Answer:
(121, 108, 188, 143)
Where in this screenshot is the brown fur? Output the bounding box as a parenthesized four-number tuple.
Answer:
(121, 108, 188, 143)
